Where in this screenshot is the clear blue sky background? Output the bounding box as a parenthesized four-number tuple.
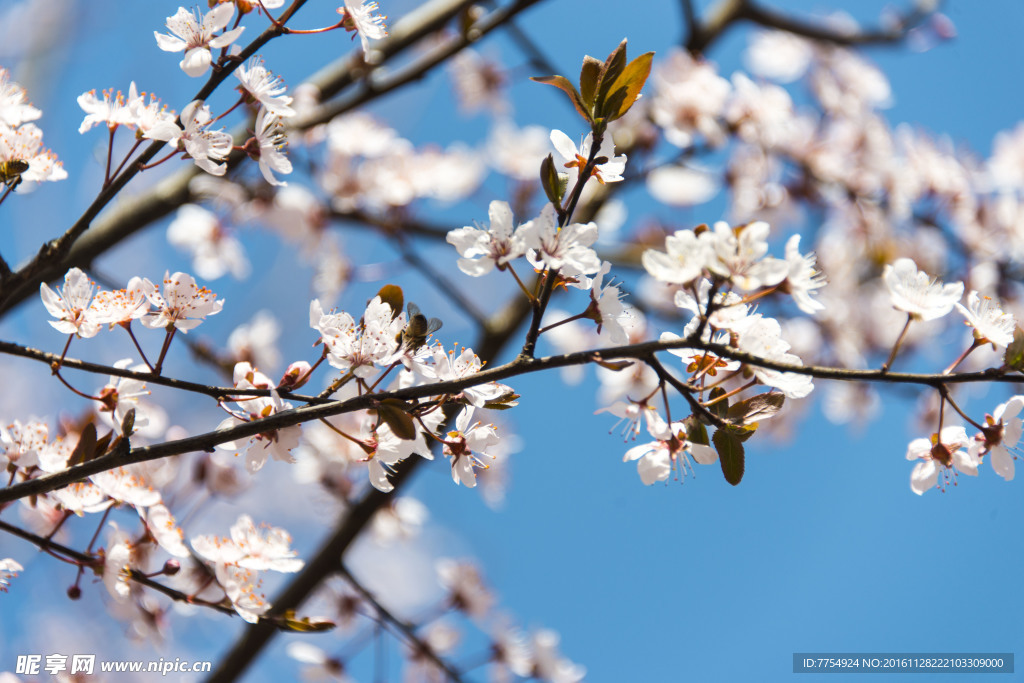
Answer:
(2, 1, 1024, 682)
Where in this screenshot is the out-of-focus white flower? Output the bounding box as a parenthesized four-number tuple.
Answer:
(0, 67, 40, 126)
(649, 48, 730, 148)
(744, 30, 813, 83)
(646, 164, 719, 206)
(0, 419, 48, 470)
(487, 121, 550, 181)
(437, 558, 494, 618)
(883, 257, 963, 321)
(167, 204, 250, 280)
(521, 203, 601, 285)
(154, 4, 245, 78)
(448, 48, 507, 115)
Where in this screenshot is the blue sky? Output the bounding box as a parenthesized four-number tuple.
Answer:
(3, 1, 1024, 682)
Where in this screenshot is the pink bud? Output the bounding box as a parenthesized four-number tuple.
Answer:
(278, 361, 312, 390)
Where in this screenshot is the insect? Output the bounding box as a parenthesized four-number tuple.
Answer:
(0, 160, 29, 190)
(396, 302, 443, 353)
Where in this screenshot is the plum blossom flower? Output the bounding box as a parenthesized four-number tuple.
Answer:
(883, 257, 964, 321)
(0, 68, 40, 126)
(550, 129, 626, 185)
(216, 363, 301, 472)
(431, 344, 512, 408)
(103, 524, 134, 601)
(0, 419, 48, 470)
(192, 514, 304, 573)
(521, 204, 601, 284)
(706, 220, 788, 291)
(906, 425, 978, 494)
(446, 200, 527, 276)
(443, 407, 500, 488)
(623, 423, 717, 485)
(249, 107, 292, 187)
(141, 271, 224, 332)
(90, 277, 150, 329)
(0, 122, 66, 183)
(338, 0, 388, 55)
(234, 57, 294, 117)
(587, 262, 633, 344)
(956, 291, 1016, 348)
(143, 504, 190, 558)
(77, 86, 136, 133)
(144, 100, 233, 176)
(363, 409, 444, 493)
(780, 234, 827, 314)
(735, 315, 814, 399)
(642, 228, 712, 286)
(95, 359, 154, 435)
(969, 396, 1024, 482)
(39, 267, 101, 338)
(320, 296, 402, 378)
(90, 466, 162, 509)
(0, 558, 23, 592)
(154, 5, 245, 78)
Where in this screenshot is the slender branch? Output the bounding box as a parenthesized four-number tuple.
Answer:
(339, 565, 465, 683)
(0, 339, 327, 404)
(4, 331, 1018, 507)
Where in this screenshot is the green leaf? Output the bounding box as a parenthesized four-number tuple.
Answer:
(68, 423, 98, 467)
(595, 40, 629, 113)
(378, 399, 416, 440)
(683, 415, 710, 446)
(484, 392, 521, 410)
(1005, 326, 1024, 372)
(713, 428, 745, 486)
(579, 55, 603, 114)
(540, 154, 563, 206)
(727, 393, 785, 426)
(707, 387, 729, 420)
(531, 75, 591, 123)
(279, 610, 336, 632)
(603, 51, 654, 121)
(120, 408, 136, 438)
(376, 285, 404, 320)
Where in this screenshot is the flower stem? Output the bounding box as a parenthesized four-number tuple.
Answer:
(881, 314, 913, 373)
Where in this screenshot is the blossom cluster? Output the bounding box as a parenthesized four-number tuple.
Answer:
(40, 268, 224, 339)
(0, 67, 65, 187)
